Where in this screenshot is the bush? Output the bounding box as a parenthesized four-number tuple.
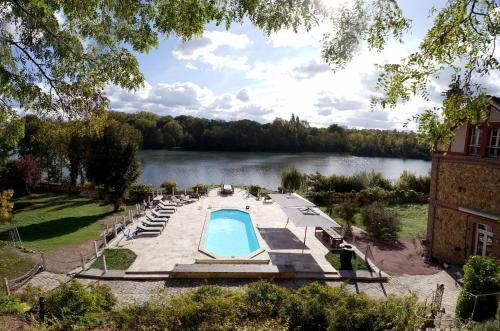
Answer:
(397, 171, 430, 194)
(160, 180, 176, 193)
(127, 183, 155, 202)
(190, 183, 208, 195)
(357, 187, 389, 205)
(361, 202, 401, 240)
(248, 184, 263, 196)
(2, 156, 42, 195)
(355, 171, 393, 191)
(44, 281, 116, 329)
(0, 294, 25, 315)
(456, 256, 499, 321)
(281, 167, 306, 192)
(335, 201, 358, 230)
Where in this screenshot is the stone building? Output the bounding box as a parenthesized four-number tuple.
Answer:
(426, 97, 500, 264)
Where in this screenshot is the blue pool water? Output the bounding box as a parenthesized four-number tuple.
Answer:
(204, 209, 260, 257)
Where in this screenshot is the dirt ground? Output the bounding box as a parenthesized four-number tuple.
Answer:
(0, 316, 30, 331)
(346, 227, 442, 276)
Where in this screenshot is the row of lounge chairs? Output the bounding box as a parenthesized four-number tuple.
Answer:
(134, 202, 178, 236)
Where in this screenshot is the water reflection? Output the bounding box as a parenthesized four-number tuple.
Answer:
(138, 150, 431, 189)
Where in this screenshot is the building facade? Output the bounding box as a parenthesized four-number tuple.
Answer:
(426, 98, 500, 264)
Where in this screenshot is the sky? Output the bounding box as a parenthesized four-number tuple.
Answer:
(105, 0, 500, 131)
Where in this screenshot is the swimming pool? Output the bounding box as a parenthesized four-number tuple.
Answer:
(203, 209, 260, 257)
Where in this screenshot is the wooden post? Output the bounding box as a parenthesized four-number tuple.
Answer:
(15, 227, 22, 244)
(102, 254, 107, 274)
(41, 253, 47, 270)
(103, 233, 108, 248)
(114, 223, 117, 237)
(80, 252, 85, 272)
(3, 278, 10, 295)
(106, 224, 109, 236)
(93, 241, 98, 257)
(123, 217, 127, 229)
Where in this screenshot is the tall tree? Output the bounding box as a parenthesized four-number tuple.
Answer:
(85, 120, 142, 210)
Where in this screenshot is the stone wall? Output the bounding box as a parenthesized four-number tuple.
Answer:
(431, 206, 468, 264)
(436, 159, 500, 214)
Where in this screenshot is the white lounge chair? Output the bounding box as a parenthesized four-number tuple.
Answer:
(155, 208, 175, 214)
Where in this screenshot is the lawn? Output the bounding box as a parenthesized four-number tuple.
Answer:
(323, 203, 428, 238)
(0, 193, 125, 251)
(0, 246, 37, 293)
(325, 250, 372, 271)
(91, 249, 137, 270)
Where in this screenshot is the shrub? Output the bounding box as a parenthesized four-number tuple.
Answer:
(44, 281, 116, 328)
(2, 156, 42, 195)
(335, 201, 358, 230)
(355, 171, 393, 190)
(248, 184, 262, 196)
(361, 202, 401, 240)
(160, 180, 176, 193)
(190, 183, 208, 195)
(357, 187, 389, 205)
(127, 183, 155, 202)
(0, 294, 25, 315)
(281, 167, 306, 192)
(397, 171, 430, 194)
(244, 281, 294, 320)
(456, 256, 499, 321)
(0, 189, 14, 223)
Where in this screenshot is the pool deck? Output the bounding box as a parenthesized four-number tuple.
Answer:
(106, 188, 337, 277)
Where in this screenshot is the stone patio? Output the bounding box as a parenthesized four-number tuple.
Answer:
(111, 188, 337, 275)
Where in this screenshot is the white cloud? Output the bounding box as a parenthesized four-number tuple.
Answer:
(236, 88, 251, 102)
(185, 63, 198, 70)
(106, 81, 275, 123)
(173, 31, 252, 70)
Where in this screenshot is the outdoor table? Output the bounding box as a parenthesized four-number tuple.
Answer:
(316, 226, 343, 248)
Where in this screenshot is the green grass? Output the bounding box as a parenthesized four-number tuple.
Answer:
(0, 247, 35, 281)
(91, 249, 137, 270)
(0, 193, 124, 251)
(325, 250, 372, 271)
(323, 203, 428, 238)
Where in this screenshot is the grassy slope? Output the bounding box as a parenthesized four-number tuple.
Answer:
(0, 248, 35, 280)
(91, 249, 137, 270)
(324, 204, 429, 238)
(0, 193, 118, 251)
(325, 251, 371, 271)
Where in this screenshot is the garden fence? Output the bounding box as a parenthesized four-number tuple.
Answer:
(2, 254, 45, 295)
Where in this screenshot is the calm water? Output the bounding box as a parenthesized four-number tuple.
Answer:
(138, 150, 431, 189)
(205, 209, 260, 257)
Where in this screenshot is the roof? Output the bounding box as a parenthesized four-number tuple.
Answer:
(281, 207, 341, 229)
(268, 193, 316, 207)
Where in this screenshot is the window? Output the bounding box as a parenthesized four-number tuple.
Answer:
(488, 127, 500, 158)
(468, 127, 483, 155)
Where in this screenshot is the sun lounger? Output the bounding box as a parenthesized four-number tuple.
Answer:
(142, 220, 165, 229)
(151, 210, 171, 218)
(155, 208, 175, 214)
(157, 204, 176, 211)
(159, 201, 177, 207)
(134, 225, 161, 236)
(146, 214, 169, 222)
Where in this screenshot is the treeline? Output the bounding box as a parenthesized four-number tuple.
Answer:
(109, 111, 430, 159)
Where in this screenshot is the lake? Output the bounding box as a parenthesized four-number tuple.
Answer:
(137, 150, 432, 189)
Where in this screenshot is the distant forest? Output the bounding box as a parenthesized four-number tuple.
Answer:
(109, 111, 429, 159)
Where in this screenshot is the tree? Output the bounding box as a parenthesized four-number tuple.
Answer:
(2, 155, 42, 195)
(84, 121, 142, 210)
(0, 189, 14, 223)
(67, 133, 88, 187)
(281, 167, 306, 192)
(323, 0, 498, 148)
(160, 181, 177, 194)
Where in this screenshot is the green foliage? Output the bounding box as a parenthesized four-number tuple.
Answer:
(190, 183, 208, 195)
(44, 281, 116, 329)
(335, 201, 358, 230)
(91, 249, 137, 270)
(361, 202, 401, 240)
(281, 167, 306, 193)
(84, 120, 141, 210)
(397, 171, 430, 194)
(108, 112, 429, 158)
(356, 171, 394, 190)
(0, 189, 14, 222)
(0, 294, 25, 315)
(248, 184, 263, 196)
(160, 181, 177, 193)
(308, 172, 367, 193)
(456, 256, 500, 321)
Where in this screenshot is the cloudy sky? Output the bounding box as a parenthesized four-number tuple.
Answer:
(106, 0, 499, 130)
